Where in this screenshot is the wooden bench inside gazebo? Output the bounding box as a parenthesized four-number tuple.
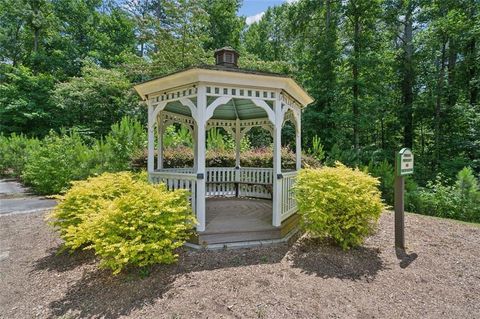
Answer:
(134, 47, 313, 248)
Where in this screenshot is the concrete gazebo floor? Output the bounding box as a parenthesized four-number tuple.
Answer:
(188, 197, 300, 248)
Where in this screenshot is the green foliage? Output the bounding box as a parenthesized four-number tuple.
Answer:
(456, 167, 479, 201)
(52, 63, 142, 137)
(49, 172, 195, 274)
(408, 168, 480, 223)
(206, 128, 227, 150)
(91, 116, 146, 173)
(308, 135, 325, 163)
(131, 146, 321, 170)
(17, 117, 146, 195)
(243, 3, 292, 62)
(203, 0, 244, 50)
(366, 160, 395, 205)
(295, 163, 383, 249)
(0, 133, 41, 177)
(163, 125, 193, 148)
(366, 160, 418, 208)
(21, 130, 92, 195)
(0, 65, 56, 137)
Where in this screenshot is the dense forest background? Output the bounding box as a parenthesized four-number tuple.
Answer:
(1, 0, 479, 186)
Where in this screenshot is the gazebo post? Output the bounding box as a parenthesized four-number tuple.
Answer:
(193, 127, 198, 171)
(147, 100, 155, 173)
(156, 114, 163, 170)
(235, 118, 241, 168)
(195, 85, 207, 232)
(272, 94, 282, 227)
(295, 113, 301, 171)
(234, 119, 241, 196)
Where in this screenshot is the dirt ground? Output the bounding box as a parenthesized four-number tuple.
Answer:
(1, 211, 479, 319)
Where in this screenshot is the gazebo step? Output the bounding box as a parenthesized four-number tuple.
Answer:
(197, 229, 282, 245)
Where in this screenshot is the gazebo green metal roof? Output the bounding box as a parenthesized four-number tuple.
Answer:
(163, 96, 272, 121)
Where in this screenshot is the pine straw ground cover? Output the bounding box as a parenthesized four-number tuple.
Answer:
(1, 211, 479, 319)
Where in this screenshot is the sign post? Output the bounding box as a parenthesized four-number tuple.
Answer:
(395, 148, 414, 249)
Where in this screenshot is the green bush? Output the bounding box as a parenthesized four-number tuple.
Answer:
(0, 133, 41, 177)
(49, 172, 195, 274)
(22, 130, 93, 194)
(408, 167, 480, 223)
(366, 160, 418, 208)
(90, 116, 146, 173)
(18, 117, 146, 195)
(307, 135, 325, 163)
(295, 163, 384, 249)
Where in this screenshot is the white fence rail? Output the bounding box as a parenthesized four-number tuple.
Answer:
(238, 167, 273, 198)
(281, 171, 298, 221)
(206, 167, 237, 197)
(154, 167, 274, 199)
(149, 171, 197, 214)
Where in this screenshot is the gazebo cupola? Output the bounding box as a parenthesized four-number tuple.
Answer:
(214, 46, 240, 68)
(134, 48, 313, 247)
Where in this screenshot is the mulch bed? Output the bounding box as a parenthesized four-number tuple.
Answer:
(1, 211, 479, 319)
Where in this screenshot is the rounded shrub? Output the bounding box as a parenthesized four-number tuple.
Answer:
(0, 133, 41, 177)
(49, 172, 196, 274)
(22, 130, 92, 195)
(295, 163, 383, 249)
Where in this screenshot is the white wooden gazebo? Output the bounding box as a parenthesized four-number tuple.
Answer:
(134, 48, 313, 246)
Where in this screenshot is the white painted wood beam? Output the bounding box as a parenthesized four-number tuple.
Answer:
(156, 114, 163, 169)
(272, 93, 282, 227)
(150, 101, 168, 127)
(179, 98, 198, 121)
(147, 101, 155, 173)
(195, 86, 207, 232)
(205, 96, 232, 121)
(252, 98, 276, 124)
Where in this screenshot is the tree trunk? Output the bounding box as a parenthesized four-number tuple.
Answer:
(434, 38, 447, 167)
(325, 0, 331, 27)
(467, 2, 478, 106)
(352, 13, 360, 155)
(401, 2, 414, 149)
(447, 39, 457, 108)
(467, 38, 477, 105)
(33, 28, 39, 52)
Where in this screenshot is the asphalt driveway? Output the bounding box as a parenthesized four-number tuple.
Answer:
(0, 179, 57, 215)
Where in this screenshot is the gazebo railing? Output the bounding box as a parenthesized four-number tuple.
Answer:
(206, 167, 237, 196)
(153, 167, 274, 199)
(149, 167, 298, 225)
(149, 171, 197, 214)
(281, 170, 298, 221)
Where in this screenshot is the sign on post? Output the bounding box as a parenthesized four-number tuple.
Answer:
(396, 148, 414, 176)
(395, 148, 413, 249)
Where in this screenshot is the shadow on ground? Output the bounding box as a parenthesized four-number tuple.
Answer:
(34, 244, 290, 318)
(34, 237, 384, 318)
(288, 237, 385, 281)
(395, 248, 418, 269)
(34, 247, 96, 273)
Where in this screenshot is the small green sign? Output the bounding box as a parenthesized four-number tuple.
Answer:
(396, 148, 414, 176)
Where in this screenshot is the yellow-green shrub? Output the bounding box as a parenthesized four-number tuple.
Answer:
(295, 163, 383, 249)
(49, 172, 195, 274)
